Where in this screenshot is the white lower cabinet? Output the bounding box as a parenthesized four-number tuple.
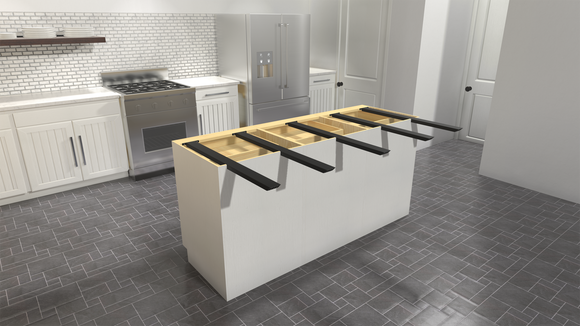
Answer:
(196, 85, 240, 135)
(73, 115, 128, 180)
(0, 117, 27, 200)
(197, 97, 239, 135)
(14, 99, 128, 192)
(18, 115, 128, 192)
(309, 73, 336, 114)
(18, 121, 83, 191)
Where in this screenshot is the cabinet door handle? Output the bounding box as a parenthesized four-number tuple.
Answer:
(78, 135, 87, 165)
(313, 79, 331, 83)
(69, 137, 78, 167)
(199, 113, 204, 135)
(205, 91, 229, 97)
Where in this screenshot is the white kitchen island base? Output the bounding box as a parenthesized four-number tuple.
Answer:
(172, 105, 417, 301)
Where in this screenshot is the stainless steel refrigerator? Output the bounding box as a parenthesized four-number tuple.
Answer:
(216, 14, 310, 126)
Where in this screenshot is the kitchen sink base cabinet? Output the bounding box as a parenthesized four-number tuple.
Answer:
(173, 105, 417, 301)
(16, 101, 128, 192)
(0, 97, 129, 206)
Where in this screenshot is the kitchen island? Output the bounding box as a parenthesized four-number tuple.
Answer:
(172, 105, 418, 301)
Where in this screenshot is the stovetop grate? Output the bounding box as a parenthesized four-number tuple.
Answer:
(108, 80, 189, 95)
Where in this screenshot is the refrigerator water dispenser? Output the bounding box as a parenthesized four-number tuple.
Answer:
(257, 51, 273, 78)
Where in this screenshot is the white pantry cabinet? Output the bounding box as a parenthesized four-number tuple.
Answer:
(14, 100, 128, 192)
(0, 115, 27, 200)
(309, 68, 336, 114)
(196, 85, 240, 135)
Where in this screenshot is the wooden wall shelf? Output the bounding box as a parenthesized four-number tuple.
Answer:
(0, 36, 106, 46)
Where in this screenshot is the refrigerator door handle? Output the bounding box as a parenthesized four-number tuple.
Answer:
(284, 23, 289, 89)
(278, 23, 284, 90)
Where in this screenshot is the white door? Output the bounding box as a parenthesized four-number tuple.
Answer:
(337, 0, 389, 109)
(73, 115, 129, 180)
(459, 0, 509, 143)
(18, 121, 83, 191)
(0, 129, 27, 199)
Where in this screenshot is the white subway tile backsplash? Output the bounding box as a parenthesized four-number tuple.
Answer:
(0, 12, 218, 96)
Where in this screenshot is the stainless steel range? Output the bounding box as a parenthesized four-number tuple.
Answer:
(102, 68, 199, 180)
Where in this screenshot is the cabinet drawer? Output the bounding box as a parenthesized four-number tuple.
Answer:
(196, 85, 238, 101)
(309, 74, 336, 86)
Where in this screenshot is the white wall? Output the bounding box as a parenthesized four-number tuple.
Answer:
(0, 13, 218, 95)
(412, 0, 474, 150)
(309, 0, 340, 71)
(479, 0, 580, 204)
(1, 0, 310, 14)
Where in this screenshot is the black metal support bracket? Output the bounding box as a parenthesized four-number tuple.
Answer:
(233, 132, 335, 173)
(182, 141, 280, 191)
(330, 113, 434, 141)
(360, 107, 462, 132)
(286, 121, 390, 155)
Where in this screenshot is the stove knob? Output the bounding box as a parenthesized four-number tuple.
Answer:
(168, 100, 173, 108)
(135, 104, 141, 113)
(152, 102, 157, 110)
(184, 98, 189, 106)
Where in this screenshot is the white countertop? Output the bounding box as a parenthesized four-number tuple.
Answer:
(172, 76, 239, 89)
(0, 73, 337, 112)
(0, 87, 120, 112)
(0, 76, 240, 112)
(310, 67, 336, 76)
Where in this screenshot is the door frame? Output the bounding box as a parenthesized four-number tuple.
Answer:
(456, 1, 479, 143)
(379, 0, 394, 110)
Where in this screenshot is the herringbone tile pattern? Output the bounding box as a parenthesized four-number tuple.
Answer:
(0, 140, 578, 325)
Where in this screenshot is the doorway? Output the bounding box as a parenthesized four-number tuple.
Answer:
(459, 0, 509, 144)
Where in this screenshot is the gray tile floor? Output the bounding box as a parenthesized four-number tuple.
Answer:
(1, 139, 579, 326)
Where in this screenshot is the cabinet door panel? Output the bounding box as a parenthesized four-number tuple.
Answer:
(73, 115, 128, 180)
(0, 129, 27, 199)
(309, 83, 335, 114)
(198, 96, 240, 135)
(18, 122, 82, 191)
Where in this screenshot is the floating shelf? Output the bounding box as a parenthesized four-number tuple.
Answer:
(0, 36, 106, 46)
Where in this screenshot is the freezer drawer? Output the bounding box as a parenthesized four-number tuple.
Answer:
(250, 97, 310, 125)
